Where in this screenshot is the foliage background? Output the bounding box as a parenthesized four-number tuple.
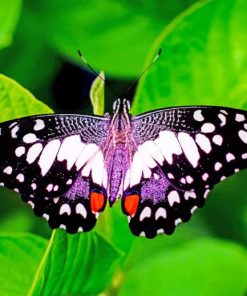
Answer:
(0, 0, 247, 295)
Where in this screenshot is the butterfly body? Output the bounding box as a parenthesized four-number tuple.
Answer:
(1, 100, 247, 238)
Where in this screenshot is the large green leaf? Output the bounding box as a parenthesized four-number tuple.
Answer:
(30, 230, 121, 295)
(34, 0, 198, 77)
(0, 74, 52, 121)
(0, 4, 61, 105)
(119, 238, 247, 296)
(0, 233, 47, 296)
(132, 0, 247, 113)
(0, 0, 22, 49)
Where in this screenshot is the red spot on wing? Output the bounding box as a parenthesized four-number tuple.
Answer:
(90, 192, 105, 213)
(124, 194, 140, 217)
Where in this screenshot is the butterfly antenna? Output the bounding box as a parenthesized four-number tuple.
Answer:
(77, 50, 120, 97)
(123, 48, 162, 98)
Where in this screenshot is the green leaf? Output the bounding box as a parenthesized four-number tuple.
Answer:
(0, 0, 22, 49)
(0, 233, 47, 296)
(0, 4, 61, 104)
(37, 0, 198, 77)
(132, 0, 247, 113)
(90, 71, 105, 115)
(0, 74, 52, 122)
(119, 238, 247, 296)
(30, 230, 122, 296)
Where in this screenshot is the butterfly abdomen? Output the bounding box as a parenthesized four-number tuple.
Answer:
(108, 143, 129, 205)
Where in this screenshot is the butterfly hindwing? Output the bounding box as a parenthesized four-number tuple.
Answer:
(122, 166, 210, 238)
(22, 176, 107, 233)
(122, 106, 247, 237)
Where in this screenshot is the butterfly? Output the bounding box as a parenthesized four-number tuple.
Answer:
(0, 98, 247, 238)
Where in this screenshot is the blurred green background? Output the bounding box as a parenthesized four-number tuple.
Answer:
(1, 0, 247, 295)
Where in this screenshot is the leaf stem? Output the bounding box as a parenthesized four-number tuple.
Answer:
(28, 230, 56, 296)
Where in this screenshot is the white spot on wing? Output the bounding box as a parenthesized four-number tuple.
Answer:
(235, 114, 245, 122)
(11, 125, 19, 138)
(143, 166, 152, 178)
(124, 168, 130, 190)
(193, 110, 204, 122)
(226, 153, 235, 162)
(201, 123, 215, 133)
(46, 184, 53, 192)
(178, 132, 200, 167)
(214, 162, 222, 171)
(59, 204, 71, 215)
(53, 185, 59, 191)
(191, 206, 198, 214)
(138, 145, 156, 168)
(238, 130, 247, 144)
(204, 189, 210, 198)
(31, 183, 37, 190)
(15, 146, 25, 157)
(175, 218, 182, 226)
(155, 208, 167, 220)
(195, 134, 211, 153)
(142, 140, 164, 165)
(38, 139, 61, 176)
(76, 203, 87, 218)
(75, 143, 99, 170)
(186, 175, 193, 184)
(23, 133, 38, 143)
(218, 113, 226, 127)
(157, 228, 165, 234)
(167, 190, 180, 206)
(66, 179, 72, 185)
(242, 153, 247, 159)
(212, 135, 223, 146)
(139, 207, 152, 221)
(91, 151, 104, 186)
(57, 135, 86, 170)
(3, 166, 12, 175)
(202, 173, 209, 181)
(27, 143, 43, 164)
(81, 161, 92, 177)
(28, 201, 34, 208)
(155, 131, 182, 164)
(42, 213, 49, 221)
(167, 173, 174, 179)
(184, 191, 196, 200)
(130, 151, 143, 187)
(16, 173, 24, 182)
(34, 119, 45, 131)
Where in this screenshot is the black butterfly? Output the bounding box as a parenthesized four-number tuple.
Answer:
(0, 98, 247, 238)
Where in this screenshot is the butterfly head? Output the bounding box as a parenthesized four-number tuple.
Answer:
(113, 98, 130, 114)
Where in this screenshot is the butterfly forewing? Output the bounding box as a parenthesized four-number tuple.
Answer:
(0, 114, 110, 232)
(122, 106, 247, 237)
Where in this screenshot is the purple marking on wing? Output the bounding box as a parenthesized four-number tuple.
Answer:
(64, 176, 90, 200)
(141, 168, 170, 202)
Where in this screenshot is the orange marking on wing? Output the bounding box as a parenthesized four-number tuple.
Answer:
(124, 194, 140, 217)
(90, 192, 105, 213)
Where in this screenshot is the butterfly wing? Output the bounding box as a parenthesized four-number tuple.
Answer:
(0, 114, 110, 232)
(122, 106, 247, 238)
